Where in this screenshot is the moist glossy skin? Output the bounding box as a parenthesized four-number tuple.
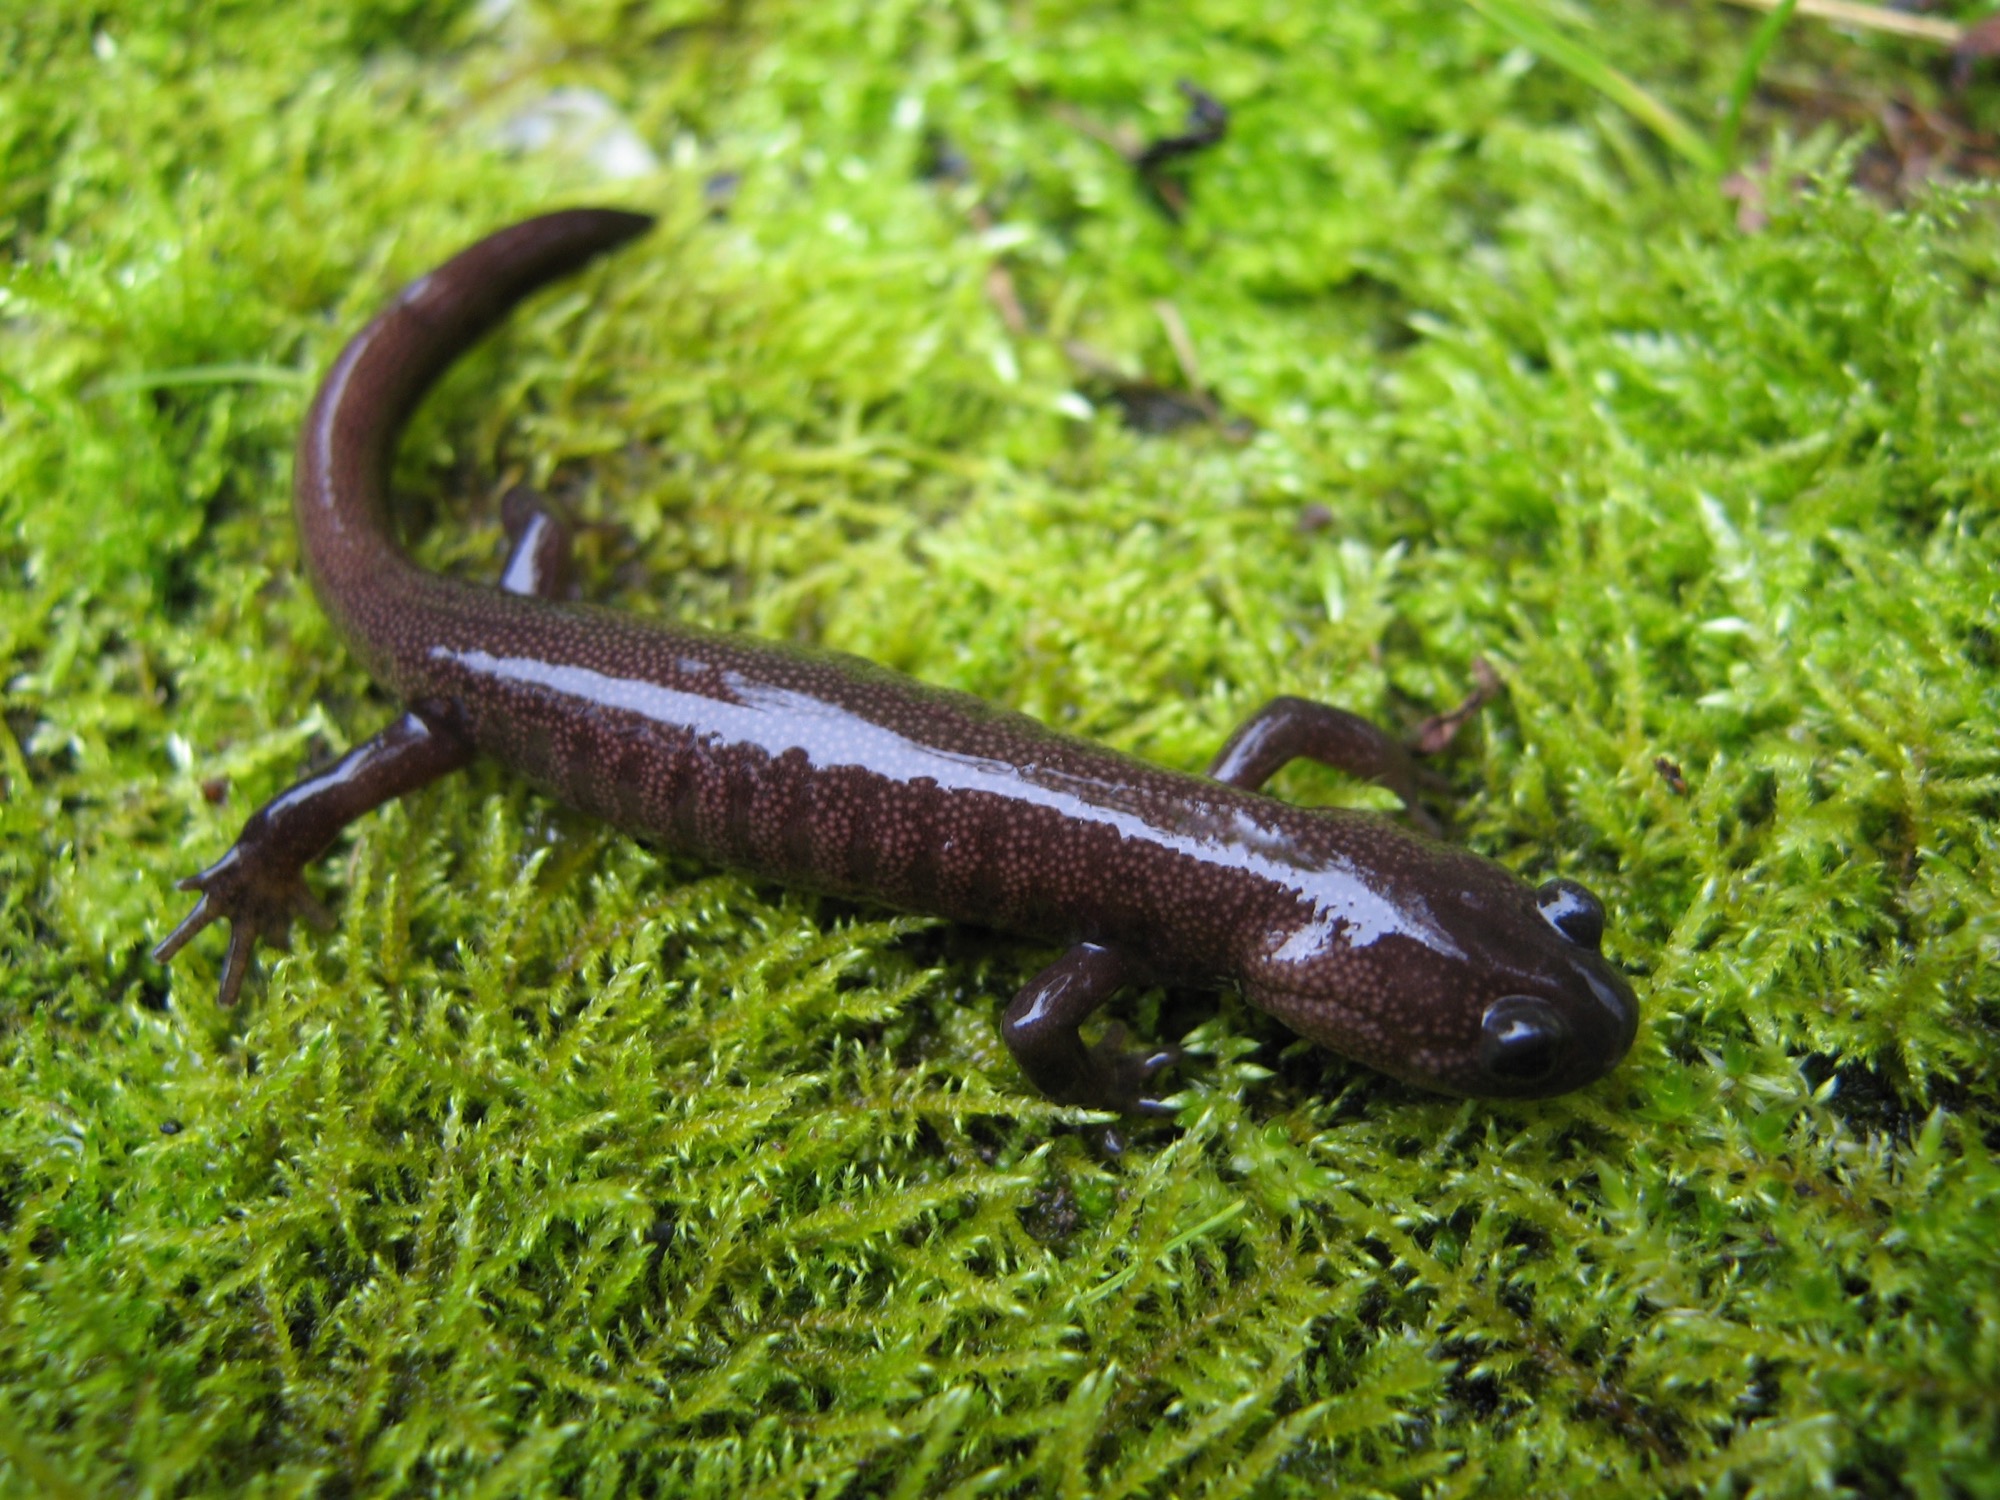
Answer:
(157, 209, 1640, 1112)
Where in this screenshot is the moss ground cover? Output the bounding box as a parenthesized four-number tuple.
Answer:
(4, 1, 1998, 1494)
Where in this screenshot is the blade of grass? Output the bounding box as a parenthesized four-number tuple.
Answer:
(1720, 0, 1962, 46)
(1464, 0, 1721, 174)
(1720, 0, 1798, 169)
(85, 363, 308, 396)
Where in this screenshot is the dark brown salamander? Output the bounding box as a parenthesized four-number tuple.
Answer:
(155, 209, 1638, 1112)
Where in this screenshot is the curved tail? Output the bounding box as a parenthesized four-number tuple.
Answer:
(292, 209, 655, 652)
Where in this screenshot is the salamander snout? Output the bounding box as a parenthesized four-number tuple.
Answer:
(1239, 857, 1640, 1101)
(1469, 876, 1638, 1097)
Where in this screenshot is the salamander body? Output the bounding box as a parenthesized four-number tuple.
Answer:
(157, 210, 1639, 1111)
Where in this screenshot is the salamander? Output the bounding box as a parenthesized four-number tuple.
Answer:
(155, 209, 1639, 1112)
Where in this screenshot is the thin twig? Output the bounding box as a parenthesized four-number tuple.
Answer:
(1719, 0, 1963, 46)
(1152, 301, 1205, 398)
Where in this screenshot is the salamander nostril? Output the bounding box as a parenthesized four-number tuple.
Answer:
(1481, 996, 1569, 1085)
(1536, 877, 1605, 952)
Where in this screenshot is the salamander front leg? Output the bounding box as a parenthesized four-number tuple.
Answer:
(1207, 695, 1444, 836)
(1002, 943, 1179, 1115)
(153, 708, 474, 1005)
(156, 492, 577, 1005)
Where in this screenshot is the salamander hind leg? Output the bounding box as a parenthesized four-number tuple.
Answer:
(153, 708, 474, 1005)
(1001, 943, 1179, 1116)
(497, 485, 576, 599)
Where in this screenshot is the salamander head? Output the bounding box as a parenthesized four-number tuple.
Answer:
(1238, 839, 1640, 1099)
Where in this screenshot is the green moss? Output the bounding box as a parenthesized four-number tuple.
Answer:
(4, 1, 1998, 1494)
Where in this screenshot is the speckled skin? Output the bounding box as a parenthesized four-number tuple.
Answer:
(158, 210, 1639, 1110)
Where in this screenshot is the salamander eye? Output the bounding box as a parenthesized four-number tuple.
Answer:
(1480, 996, 1570, 1086)
(1536, 878, 1605, 952)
